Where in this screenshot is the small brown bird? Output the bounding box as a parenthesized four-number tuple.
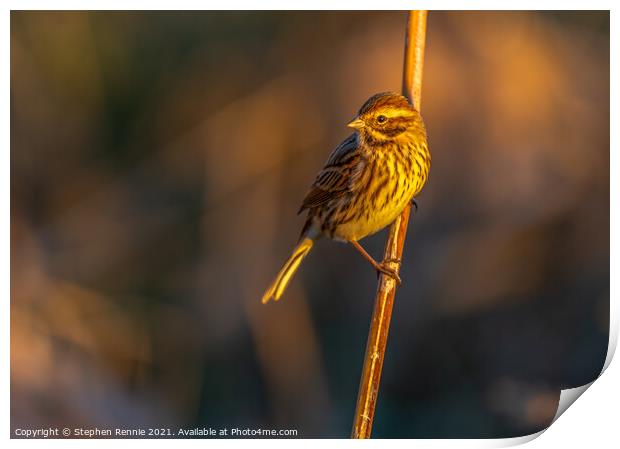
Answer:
(262, 92, 430, 303)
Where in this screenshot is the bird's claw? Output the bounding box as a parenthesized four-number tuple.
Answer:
(376, 262, 402, 285)
(411, 198, 419, 213)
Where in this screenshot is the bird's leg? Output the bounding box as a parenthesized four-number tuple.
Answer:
(350, 240, 402, 284)
(411, 198, 419, 213)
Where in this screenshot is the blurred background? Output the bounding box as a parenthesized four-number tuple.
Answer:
(11, 11, 609, 438)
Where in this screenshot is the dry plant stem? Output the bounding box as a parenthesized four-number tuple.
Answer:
(351, 10, 427, 439)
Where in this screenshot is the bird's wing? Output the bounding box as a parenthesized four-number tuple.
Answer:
(298, 133, 364, 213)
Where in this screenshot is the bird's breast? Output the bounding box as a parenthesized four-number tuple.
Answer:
(330, 151, 425, 241)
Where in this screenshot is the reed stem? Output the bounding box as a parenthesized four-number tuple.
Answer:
(351, 10, 427, 439)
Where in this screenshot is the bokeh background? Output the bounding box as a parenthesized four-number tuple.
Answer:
(11, 11, 609, 438)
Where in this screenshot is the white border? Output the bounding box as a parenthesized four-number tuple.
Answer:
(1, 1, 616, 11)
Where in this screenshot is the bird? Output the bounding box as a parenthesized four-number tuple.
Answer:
(261, 92, 430, 304)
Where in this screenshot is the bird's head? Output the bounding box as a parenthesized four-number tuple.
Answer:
(347, 92, 424, 144)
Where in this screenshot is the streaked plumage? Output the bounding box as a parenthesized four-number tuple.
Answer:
(262, 92, 430, 303)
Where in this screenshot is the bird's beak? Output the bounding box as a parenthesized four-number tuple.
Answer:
(347, 117, 365, 130)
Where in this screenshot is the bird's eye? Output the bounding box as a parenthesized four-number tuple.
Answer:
(376, 115, 387, 124)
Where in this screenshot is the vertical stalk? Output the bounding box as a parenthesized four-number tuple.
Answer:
(351, 10, 427, 439)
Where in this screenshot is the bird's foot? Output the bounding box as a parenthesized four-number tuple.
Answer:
(411, 198, 419, 213)
(350, 240, 402, 285)
(376, 261, 402, 285)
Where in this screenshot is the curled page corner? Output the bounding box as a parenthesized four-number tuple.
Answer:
(498, 320, 616, 447)
(496, 382, 597, 447)
(543, 319, 616, 432)
(552, 381, 595, 423)
(548, 302, 617, 427)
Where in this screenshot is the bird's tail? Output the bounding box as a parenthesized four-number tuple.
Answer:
(261, 236, 314, 304)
